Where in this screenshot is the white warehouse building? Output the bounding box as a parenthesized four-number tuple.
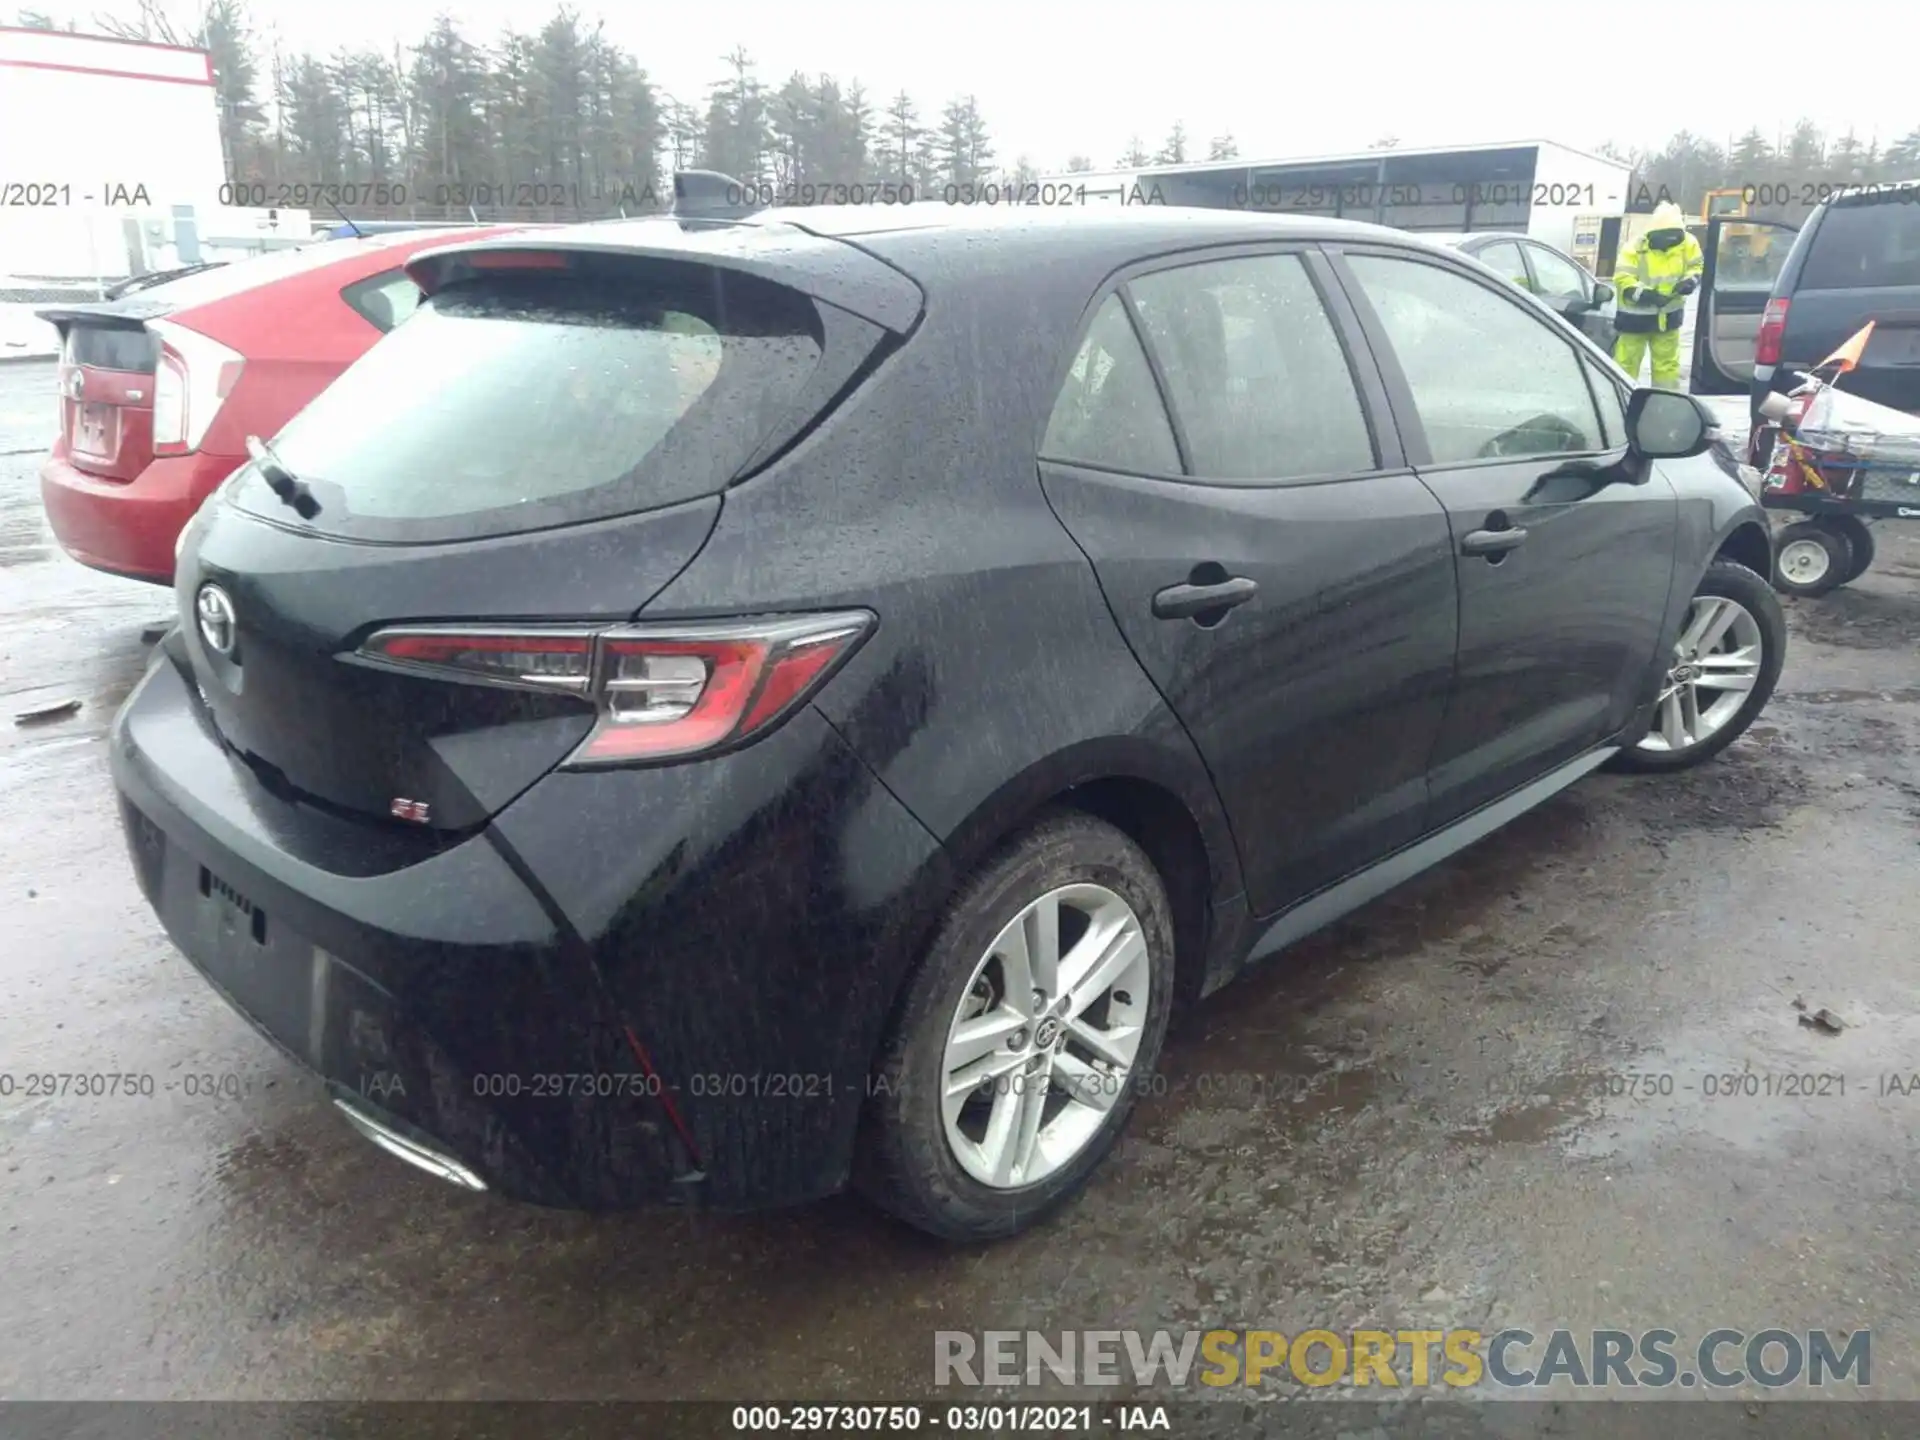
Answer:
(0, 26, 227, 275)
(1039, 139, 1633, 265)
(1, 26, 306, 356)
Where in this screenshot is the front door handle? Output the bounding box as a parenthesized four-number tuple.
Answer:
(1152, 576, 1259, 620)
(1461, 526, 1529, 557)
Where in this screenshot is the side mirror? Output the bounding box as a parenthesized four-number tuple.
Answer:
(1592, 282, 1614, 307)
(1627, 388, 1716, 459)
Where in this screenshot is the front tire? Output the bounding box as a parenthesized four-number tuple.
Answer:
(1610, 559, 1785, 773)
(855, 811, 1175, 1242)
(1773, 520, 1850, 597)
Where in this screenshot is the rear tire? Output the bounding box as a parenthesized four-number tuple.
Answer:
(854, 811, 1175, 1242)
(1772, 521, 1850, 597)
(1610, 559, 1785, 774)
(1821, 515, 1875, 585)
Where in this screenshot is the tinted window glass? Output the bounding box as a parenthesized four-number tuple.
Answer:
(1041, 294, 1180, 473)
(1583, 357, 1628, 447)
(341, 267, 424, 332)
(236, 266, 825, 543)
(66, 325, 159, 371)
(1526, 245, 1592, 300)
(1472, 240, 1529, 290)
(1347, 254, 1605, 465)
(1126, 254, 1374, 480)
(1800, 199, 1920, 289)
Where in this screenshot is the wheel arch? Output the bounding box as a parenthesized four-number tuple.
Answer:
(1712, 517, 1774, 581)
(900, 739, 1245, 1028)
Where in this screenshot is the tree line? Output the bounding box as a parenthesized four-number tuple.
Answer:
(12, 2, 1920, 224)
(13, 1, 1089, 218)
(1599, 124, 1920, 221)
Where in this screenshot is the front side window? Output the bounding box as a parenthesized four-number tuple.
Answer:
(1525, 245, 1593, 302)
(1345, 254, 1606, 465)
(1583, 357, 1629, 447)
(1125, 253, 1375, 481)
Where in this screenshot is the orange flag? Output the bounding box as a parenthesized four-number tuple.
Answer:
(1820, 322, 1876, 374)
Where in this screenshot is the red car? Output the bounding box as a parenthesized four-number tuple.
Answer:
(39, 227, 525, 583)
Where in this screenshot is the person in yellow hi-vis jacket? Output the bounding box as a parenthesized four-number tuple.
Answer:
(1612, 200, 1704, 388)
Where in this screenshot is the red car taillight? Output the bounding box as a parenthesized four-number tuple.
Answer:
(1754, 297, 1790, 367)
(149, 319, 245, 455)
(356, 612, 874, 766)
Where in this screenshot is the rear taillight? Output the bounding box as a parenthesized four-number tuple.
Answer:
(149, 319, 245, 455)
(1754, 297, 1790, 367)
(355, 612, 874, 766)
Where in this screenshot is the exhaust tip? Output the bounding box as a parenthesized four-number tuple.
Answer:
(332, 1097, 487, 1192)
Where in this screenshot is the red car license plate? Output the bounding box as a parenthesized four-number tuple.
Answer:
(76, 402, 115, 456)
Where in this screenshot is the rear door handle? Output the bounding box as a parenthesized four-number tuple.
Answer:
(1152, 577, 1259, 620)
(1461, 527, 1529, 557)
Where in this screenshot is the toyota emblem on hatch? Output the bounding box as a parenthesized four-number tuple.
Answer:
(195, 583, 237, 656)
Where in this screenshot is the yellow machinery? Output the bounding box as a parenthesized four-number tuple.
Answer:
(1699, 188, 1774, 283)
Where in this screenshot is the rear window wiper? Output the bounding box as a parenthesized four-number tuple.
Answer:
(245, 435, 321, 519)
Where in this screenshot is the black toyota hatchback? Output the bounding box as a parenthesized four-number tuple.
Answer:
(114, 183, 1783, 1241)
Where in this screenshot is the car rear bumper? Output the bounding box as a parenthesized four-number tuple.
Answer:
(110, 642, 951, 1211)
(40, 448, 238, 583)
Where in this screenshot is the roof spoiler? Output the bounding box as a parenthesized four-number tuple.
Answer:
(671, 170, 765, 223)
(33, 297, 170, 330)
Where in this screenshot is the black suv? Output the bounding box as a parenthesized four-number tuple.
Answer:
(1691, 182, 1920, 450)
(114, 193, 1783, 1241)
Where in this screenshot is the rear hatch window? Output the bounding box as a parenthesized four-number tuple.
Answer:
(67, 325, 161, 371)
(234, 259, 833, 543)
(1800, 196, 1920, 290)
(54, 322, 162, 480)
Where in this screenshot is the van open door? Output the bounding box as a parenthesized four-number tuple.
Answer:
(1689, 213, 1800, 395)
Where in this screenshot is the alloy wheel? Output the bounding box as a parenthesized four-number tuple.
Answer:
(938, 883, 1152, 1189)
(1635, 593, 1765, 754)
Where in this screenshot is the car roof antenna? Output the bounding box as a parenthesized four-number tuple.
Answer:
(327, 198, 363, 238)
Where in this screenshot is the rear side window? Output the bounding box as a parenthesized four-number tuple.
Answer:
(341, 267, 423, 332)
(1126, 253, 1375, 481)
(237, 263, 827, 543)
(1041, 295, 1180, 473)
(1471, 240, 1530, 290)
(1799, 199, 1920, 290)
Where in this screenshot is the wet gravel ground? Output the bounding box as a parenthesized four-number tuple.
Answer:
(2, 360, 1918, 1424)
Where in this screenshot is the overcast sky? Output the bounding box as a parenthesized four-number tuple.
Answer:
(37, 0, 1920, 171)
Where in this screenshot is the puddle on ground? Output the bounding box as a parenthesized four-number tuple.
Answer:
(1786, 587, 1920, 649)
(1547, 1002, 1920, 1162)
